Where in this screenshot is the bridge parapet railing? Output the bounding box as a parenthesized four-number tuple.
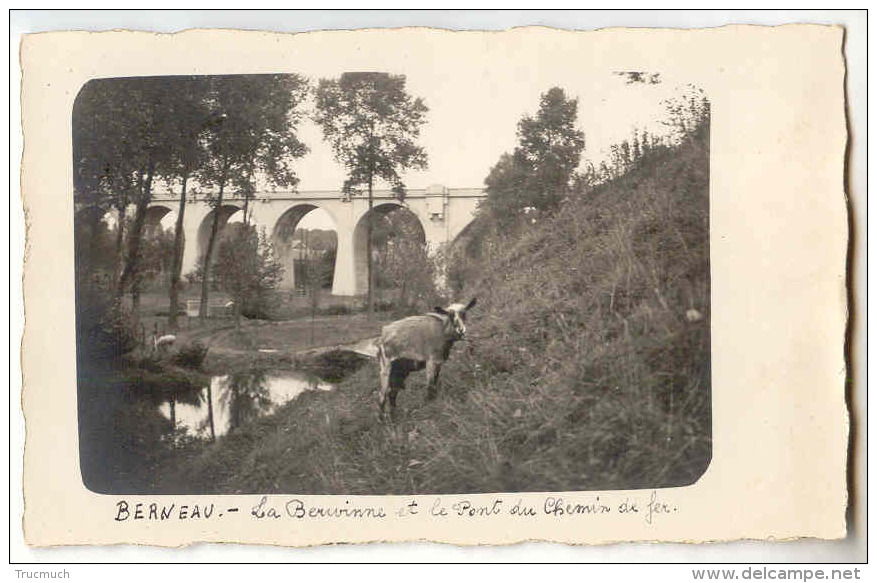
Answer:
(149, 187, 485, 204)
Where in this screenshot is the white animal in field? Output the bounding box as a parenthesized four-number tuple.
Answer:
(153, 334, 177, 353)
(376, 298, 477, 420)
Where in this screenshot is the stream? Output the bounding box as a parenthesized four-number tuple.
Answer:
(159, 370, 335, 438)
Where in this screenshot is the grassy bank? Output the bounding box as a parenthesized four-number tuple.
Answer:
(156, 130, 711, 495)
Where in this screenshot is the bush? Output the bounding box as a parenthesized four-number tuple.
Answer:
(171, 341, 210, 370)
(373, 299, 396, 313)
(322, 304, 352, 316)
(184, 268, 201, 285)
(75, 283, 139, 367)
(215, 225, 284, 324)
(239, 295, 281, 320)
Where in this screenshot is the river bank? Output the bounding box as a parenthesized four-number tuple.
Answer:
(145, 312, 389, 376)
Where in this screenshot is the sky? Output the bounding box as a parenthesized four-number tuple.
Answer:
(147, 29, 696, 232)
(158, 72, 685, 233)
(288, 71, 684, 231)
(293, 72, 683, 192)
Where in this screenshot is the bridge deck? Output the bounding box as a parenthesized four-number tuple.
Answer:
(149, 187, 485, 203)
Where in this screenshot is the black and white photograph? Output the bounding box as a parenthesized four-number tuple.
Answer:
(72, 67, 711, 495)
(17, 17, 854, 554)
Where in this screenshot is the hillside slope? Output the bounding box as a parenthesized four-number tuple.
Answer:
(161, 134, 710, 495)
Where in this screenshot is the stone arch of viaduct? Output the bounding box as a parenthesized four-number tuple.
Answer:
(146, 184, 485, 297)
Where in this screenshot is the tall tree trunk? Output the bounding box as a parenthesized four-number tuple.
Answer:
(168, 173, 189, 330)
(112, 204, 127, 297)
(131, 281, 141, 315)
(310, 298, 316, 347)
(242, 166, 252, 227)
(206, 384, 216, 441)
(169, 398, 176, 438)
(366, 173, 374, 319)
(236, 166, 254, 331)
(199, 169, 227, 320)
(117, 162, 155, 306)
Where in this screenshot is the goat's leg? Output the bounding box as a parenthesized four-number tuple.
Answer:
(425, 361, 442, 402)
(386, 363, 411, 422)
(377, 348, 392, 419)
(387, 388, 399, 422)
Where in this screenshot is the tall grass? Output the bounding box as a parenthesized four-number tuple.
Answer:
(159, 124, 711, 495)
(422, 125, 711, 491)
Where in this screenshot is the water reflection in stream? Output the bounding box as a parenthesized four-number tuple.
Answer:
(159, 371, 334, 438)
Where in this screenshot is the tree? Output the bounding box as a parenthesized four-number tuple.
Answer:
(132, 221, 175, 292)
(377, 234, 437, 314)
(370, 210, 436, 311)
(163, 78, 216, 330)
(73, 209, 116, 284)
(110, 79, 181, 312)
(73, 87, 114, 261)
(293, 228, 336, 291)
(484, 87, 585, 226)
(73, 79, 163, 300)
(482, 152, 532, 230)
(214, 224, 284, 329)
(314, 72, 428, 314)
(515, 87, 585, 211)
(197, 74, 309, 320)
(661, 85, 710, 147)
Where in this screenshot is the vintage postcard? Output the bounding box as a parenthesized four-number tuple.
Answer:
(19, 24, 848, 548)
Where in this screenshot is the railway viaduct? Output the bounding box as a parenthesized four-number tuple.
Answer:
(144, 184, 485, 296)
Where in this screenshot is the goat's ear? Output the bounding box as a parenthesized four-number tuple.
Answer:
(434, 306, 449, 315)
(465, 297, 477, 311)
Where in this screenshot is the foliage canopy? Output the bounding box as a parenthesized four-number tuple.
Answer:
(314, 72, 428, 199)
(483, 87, 585, 227)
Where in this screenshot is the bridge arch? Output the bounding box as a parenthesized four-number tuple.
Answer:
(144, 204, 177, 234)
(352, 203, 427, 295)
(271, 204, 338, 291)
(196, 204, 243, 267)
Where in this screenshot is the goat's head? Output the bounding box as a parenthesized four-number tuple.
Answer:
(434, 298, 477, 339)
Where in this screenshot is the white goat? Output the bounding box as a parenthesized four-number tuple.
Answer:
(376, 298, 477, 420)
(153, 334, 177, 353)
